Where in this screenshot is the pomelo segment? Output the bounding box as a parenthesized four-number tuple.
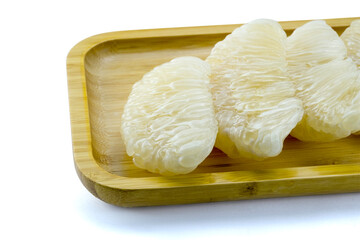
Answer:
(341, 19, 360, 67)
(341, 19, 360, 135)
(206, 19, 303, 159)
(121, 57, 217, 175)
(287, 20, 360, 141)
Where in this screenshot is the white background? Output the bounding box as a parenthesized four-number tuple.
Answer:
(1, 0, 359, 239)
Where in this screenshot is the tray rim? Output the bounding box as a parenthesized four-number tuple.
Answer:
(67, 17, 360, 206)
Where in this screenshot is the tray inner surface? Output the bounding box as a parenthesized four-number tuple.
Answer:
(84, 28, 359, 178)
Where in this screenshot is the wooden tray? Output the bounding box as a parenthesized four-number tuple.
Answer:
(67, 18, 360, 207)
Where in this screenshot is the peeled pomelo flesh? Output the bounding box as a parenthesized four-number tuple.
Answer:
(287, 20, 360, 141)
(341, 19, 360, 67)
(206, 19, 304, 159)
(341, 19, 360, 135)
(120, 57, 218, 175)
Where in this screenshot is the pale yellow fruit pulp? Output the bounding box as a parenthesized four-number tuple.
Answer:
(121, 57, 218, 175)
(287, 20, 360, 141)
(341, 19, 360, 67)
(341, 19, 360, 135)
(206, 19, 304, 159)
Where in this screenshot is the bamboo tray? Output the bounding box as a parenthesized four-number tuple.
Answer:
(67, 18, 360, 207)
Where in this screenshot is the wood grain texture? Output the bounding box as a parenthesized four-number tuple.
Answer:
(67, 18, 360, 207)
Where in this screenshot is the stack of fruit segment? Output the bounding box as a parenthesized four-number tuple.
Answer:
(120, 19, 360, 176)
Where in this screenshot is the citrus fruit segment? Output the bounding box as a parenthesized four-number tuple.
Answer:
(287, 20, 360, 141)
(206, 19, 304, 159)
(341, 19, 360, 67)
(341, 19, 360, 135)
(120, 57, 218, 175)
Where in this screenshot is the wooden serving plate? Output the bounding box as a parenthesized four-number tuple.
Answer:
(67, 18, 360, 207)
